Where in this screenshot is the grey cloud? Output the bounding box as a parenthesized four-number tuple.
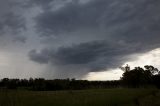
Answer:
(0, 13, 25, 34)
(34, 0, 160, 41)
(13, 36, 27, 43)
(27, 0, 53, 9)
(0, 0, 26, 43)
(29, 0, 160, 78)
(35, 0, 107, 36)
(29, 49, 50, 64)
(27, 0, 74, 11)
(29, 40, 149, 78)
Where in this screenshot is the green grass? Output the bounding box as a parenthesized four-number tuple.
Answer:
(0, 89, 159, 106)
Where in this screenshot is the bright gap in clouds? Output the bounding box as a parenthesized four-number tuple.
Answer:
(85, 48, 160, 81)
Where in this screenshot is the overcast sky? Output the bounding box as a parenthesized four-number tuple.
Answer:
(0, 0, 160, 80)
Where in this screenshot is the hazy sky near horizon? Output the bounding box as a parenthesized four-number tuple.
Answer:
(0, 0, 160, 80)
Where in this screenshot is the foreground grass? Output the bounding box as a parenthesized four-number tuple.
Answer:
(0, 89, 159, 106)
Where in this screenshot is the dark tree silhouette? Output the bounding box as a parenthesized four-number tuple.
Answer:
(144, 65, 159, 75)
(121, 65, 159, 88)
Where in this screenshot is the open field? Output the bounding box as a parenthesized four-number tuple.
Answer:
(0, 89, 159, 106)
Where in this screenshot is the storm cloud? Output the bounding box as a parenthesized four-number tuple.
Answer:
(0, 0, 26, 43)
(26, 0, 160, 78)
(29, 39, 154, 78)
(0, 0, 160, 79)
(27, 0, 160, 78)
(34, 0, 160, 38)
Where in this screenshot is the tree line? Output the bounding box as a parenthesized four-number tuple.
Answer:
(0, 78, 120, 90)
(0, 65, 159, 91)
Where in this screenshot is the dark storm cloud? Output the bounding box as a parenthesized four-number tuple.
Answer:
(29, 49, 50, 64)
(0, 12, 25, 34)
(34, 0, 160, 42)
(27, 0, 73, 11)
(13, 36, 27, 43)
(29, 40, 149, 74)
(0, 0, 26, 42)
(27, 0, 53, 9)
(35, 0, 106, 36)
(29, 0, 160, 78)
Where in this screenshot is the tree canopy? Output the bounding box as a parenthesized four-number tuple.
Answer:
(121, 65, 160, 88)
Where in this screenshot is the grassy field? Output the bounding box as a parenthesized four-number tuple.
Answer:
(0, 89, 159, 106)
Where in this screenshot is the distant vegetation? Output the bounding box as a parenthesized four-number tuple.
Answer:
(0, 65, 159, 91)
(0, 78, 120, 91)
